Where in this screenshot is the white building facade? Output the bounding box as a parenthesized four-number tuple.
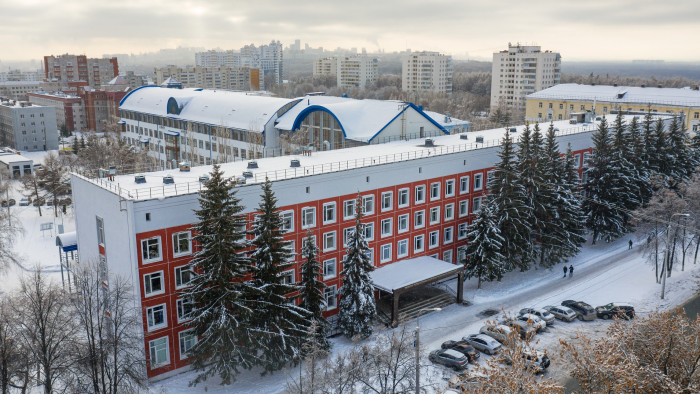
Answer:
(402, 51, 453, 94)
(0, 99, 59, 151)
(336, 56, 378, 89)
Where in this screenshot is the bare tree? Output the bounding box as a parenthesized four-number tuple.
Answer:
(0, 194, 21, 273)
(0, 296, 31, 394)
(36, 152, 70, 217)
(12, 269, 77, 394)
(21, 173, 43, 217)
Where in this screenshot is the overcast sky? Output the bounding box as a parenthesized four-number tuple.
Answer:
(1, 0, 698, 62)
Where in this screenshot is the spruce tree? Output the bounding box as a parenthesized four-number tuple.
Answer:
(515, 123, 539, 268)
(183, 164, 256, 385)
(489, 132, 531, 272)
(609, 112, 640, 229)
(464, 201, 506, 289)
(71, 136, 80, 154)
(666, 116, 696, 184)
(653, 118, 673, 179)
(642, 110, 658, 174)
(338, 195, 376, 339)
(628, 115, 653, 205)
(560, 143, 587, 256)
(529, 123, 559, 267)
(583, 117, 627, 243)
(249, 178, 311, 373)
(299, 231, 330, 351)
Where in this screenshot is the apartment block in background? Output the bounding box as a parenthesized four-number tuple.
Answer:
(402, 51, 453, 94)
(44, 54, 119, 87)
(0, 99, 58, 151)
(336, 55, 378, 89)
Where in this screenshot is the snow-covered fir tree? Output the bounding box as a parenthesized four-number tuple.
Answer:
(249, 178, 311, 374)
(183, 164, 257, 385)
(583, 117, 628, 243)
(609, 112, 641, 229)
(642, 110, 659, 175)
(666, 116, 697, 185)
(489, 132, 531, 272)
(464, 200, 506, 289)
(299, 231, 330, 351)
(628, 115, 653, 206)
(653, 118, 673, 181)
(338, 195, 376, 339)
(530, 123, 561, 267)
(515, 123, 541, 268)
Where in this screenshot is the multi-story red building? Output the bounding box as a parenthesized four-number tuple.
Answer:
(72, 115, 668, 381)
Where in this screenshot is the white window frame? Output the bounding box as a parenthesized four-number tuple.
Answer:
(362, 195, 375, 215)
(343, 199, 356, 220)
(414, 235, 425, 253)
(397, 239, 409, 258)
(175, 266, 194, 289)
(429, 230, 439, 249)
(144, 271, 164, 297)
(381, 191, 393, 212)
(444, 226, 454, 244)
(430, 182, 440, 201)
(459, 199, 469, 217)
(323, 231, 336, 252)
(364, 222, 374, 241)
(280, 269, 295, 285)
(474, 173, 483, 191)
(343, 227, 354, 247)
(444, 203, 454, 221)
(325, 285, 337, 311)
(445, 179, 455, 197)
(380, 243, 392, 263)
(176, 297, 195, 323)
(301, 206, 316, 229)
(141, 237, 162, 263)
(172, 231, 191, 257)
(146, 304, 167, 331)
(284, 240, 296, 262)
(149, 336, 169, 368)
(415, 185, 425, 204)
(573, 154, 581, 168)
(457, 246, 467, 263)
(460, 176, 470, 194)
(398, 188, 409, 208)
(323, 258, 337, 280)
(96, 216, 105, 246)
(380, 218, 392, 237)
(397, 214, 409, 233)
(415, 210, 425, 228)
(323, 202, 336, 224)
(487, 170, 495, 187)
(458, 223, 468, 240)
(443, 249, 453, 263)
(473, 196, 482, 212)
(429, 206, 440, 225)
(179, 330, 196, 360)
(280, 210, 294, 233)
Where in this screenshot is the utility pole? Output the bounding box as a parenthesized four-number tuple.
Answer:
(415, 307, 441, 394)
(661, 213, 689, 299)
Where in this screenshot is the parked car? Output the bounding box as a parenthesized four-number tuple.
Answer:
(504, 320, 537, 339)
(479, 324, 514, 344)
(32, 197, 45, 206)
(1, 199, 15, 207)
(19, 197, 30, 206)
(462, 334, 502, 355)
(441, 340, 480, 363)
(561, 300, 597, 321)
(517, 314, 547, 332)
(499, 348, 551, 373)
(519, 307, 556, 326)
(428, 348, 469, 371)
(596, 303, 635, 320)
(543, 305, 577, 322)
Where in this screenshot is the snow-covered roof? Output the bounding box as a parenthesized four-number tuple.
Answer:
(0, 153, 32, 165)
(119, 86, 298, 131)
(275, 95, 449, 142)
(108, 75, 128, 85)
(528, 84, 700, 107)
(56, 231, 77, 252)
(369, 256, 464, 292)
(423, 110, 470, 128)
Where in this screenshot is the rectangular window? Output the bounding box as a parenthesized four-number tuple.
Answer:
(415, 185, 425, 204)
(414, 210, 425, 228)
(487, 170, 495, 187)
(429, 231, 439, 249)
(343, 227, 354, 247)
(173, 231, 191, 257)
(381, 191, 392, 211)
(380, 244, 392, 263)
(443, 249, 453, 263)
(460, 176, 469, 194)
(414, 235, 425, 252)
(397, 214, 409, 233)
(458, 223, 468, 240)
(580, 105, 585, 110)
(569, 104, 574, 110)
(474, 174, 483, 191)
(362, 195, 374, 215)
(280, 211, 294, 233)
(343, 199, 356, 219)
(444, 227, 454, 244)
(146, 304, 167, 331)
(380, 218, 392, 237)
(284, 240, 296, 262)
(574, 154, 581, 168)
(144, 271, 164, 296)
(473, 196, 482, 212)
(559, 103, 563, 109)
(179, 330, 196, 360)
(280, 270, 295, 285)
(325, 285, 337, 310)
(429, 206, 440, 225)
(141, 237, 162, 263)
(176, 297, 195, 322)
(397, 239, 408, 258)
(149, 337, 169, 368)
(444, 203, 454, 221)
(364, 222, 374, 241)
(96, 216, 105, 246)
(583, 152, 591, 166)
(430, 182, 440, 200)
(398, 188, 409, 208)
(301, 207, 316, 229)
(175, 266, 194, 289)
(323, 258, 337, 279)
(445, 179, 455, 197)
(323, 231, 336, 252)
(323, 202, 336, 224)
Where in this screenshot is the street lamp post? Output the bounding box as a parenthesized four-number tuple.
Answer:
(415, 307, 441, 394)
(661, 213, 689, 299)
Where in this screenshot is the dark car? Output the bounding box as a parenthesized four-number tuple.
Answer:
(561, 300, 597, 321)
(1, 199, 15, 207)
(429, 348, 469, 371)
(441, 340, 481, 363)
(596, 303, 635, 320)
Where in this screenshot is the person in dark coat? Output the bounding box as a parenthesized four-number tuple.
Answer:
(569, 265, 574, 277)
(628, 239, 633, 249)
(563, 265, 567, 278)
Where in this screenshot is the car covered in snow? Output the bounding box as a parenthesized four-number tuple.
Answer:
(499, 348, 551, 373)
(429, 348, 469, 371)
(517, 314, 547, 332)
(479, 324, 514, 344)
(462, 333, 502, 355)
(561, 300, 597, 321)
(518, 307, 556, 326)
(595, 302, 635, 320)
(440, 340, 480, 363)
(504, 320, 537, 339)
(543, 305, 577, 322)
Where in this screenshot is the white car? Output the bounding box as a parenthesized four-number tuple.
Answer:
(543, 305, 577, 322)
(518, 307, 556, 325)
(479, 324, 514, 343)
(517, 314, 546, 332)
(462, 334, 502, 355)
(19, 197, 30, 206)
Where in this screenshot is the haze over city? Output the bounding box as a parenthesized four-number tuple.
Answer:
(1, 0, 699, 62)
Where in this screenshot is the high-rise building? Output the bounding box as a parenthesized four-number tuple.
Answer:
(0, 99, 58, 151)
(490, 43, 561, 113)
(312, 57, 338, 77)
(26, 92, 86, 132)
(0, 81, 60, 101)
(336, 55, 378, 89)
(402, 51, 453, 94)
(194, 41, 284, 86)
(43, 54, 119, 87)
(154, 66, 263, 92)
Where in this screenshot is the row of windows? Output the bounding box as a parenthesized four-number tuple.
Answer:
(148, 331, 196, 368)
(141, 231, 191, 263)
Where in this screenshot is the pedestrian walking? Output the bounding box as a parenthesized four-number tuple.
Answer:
(628, 239, 633, 250)
(563, 266, 567, 278)
(569, 265, 574, 277)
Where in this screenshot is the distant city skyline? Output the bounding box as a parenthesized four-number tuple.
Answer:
(1, 0, 699, 63)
